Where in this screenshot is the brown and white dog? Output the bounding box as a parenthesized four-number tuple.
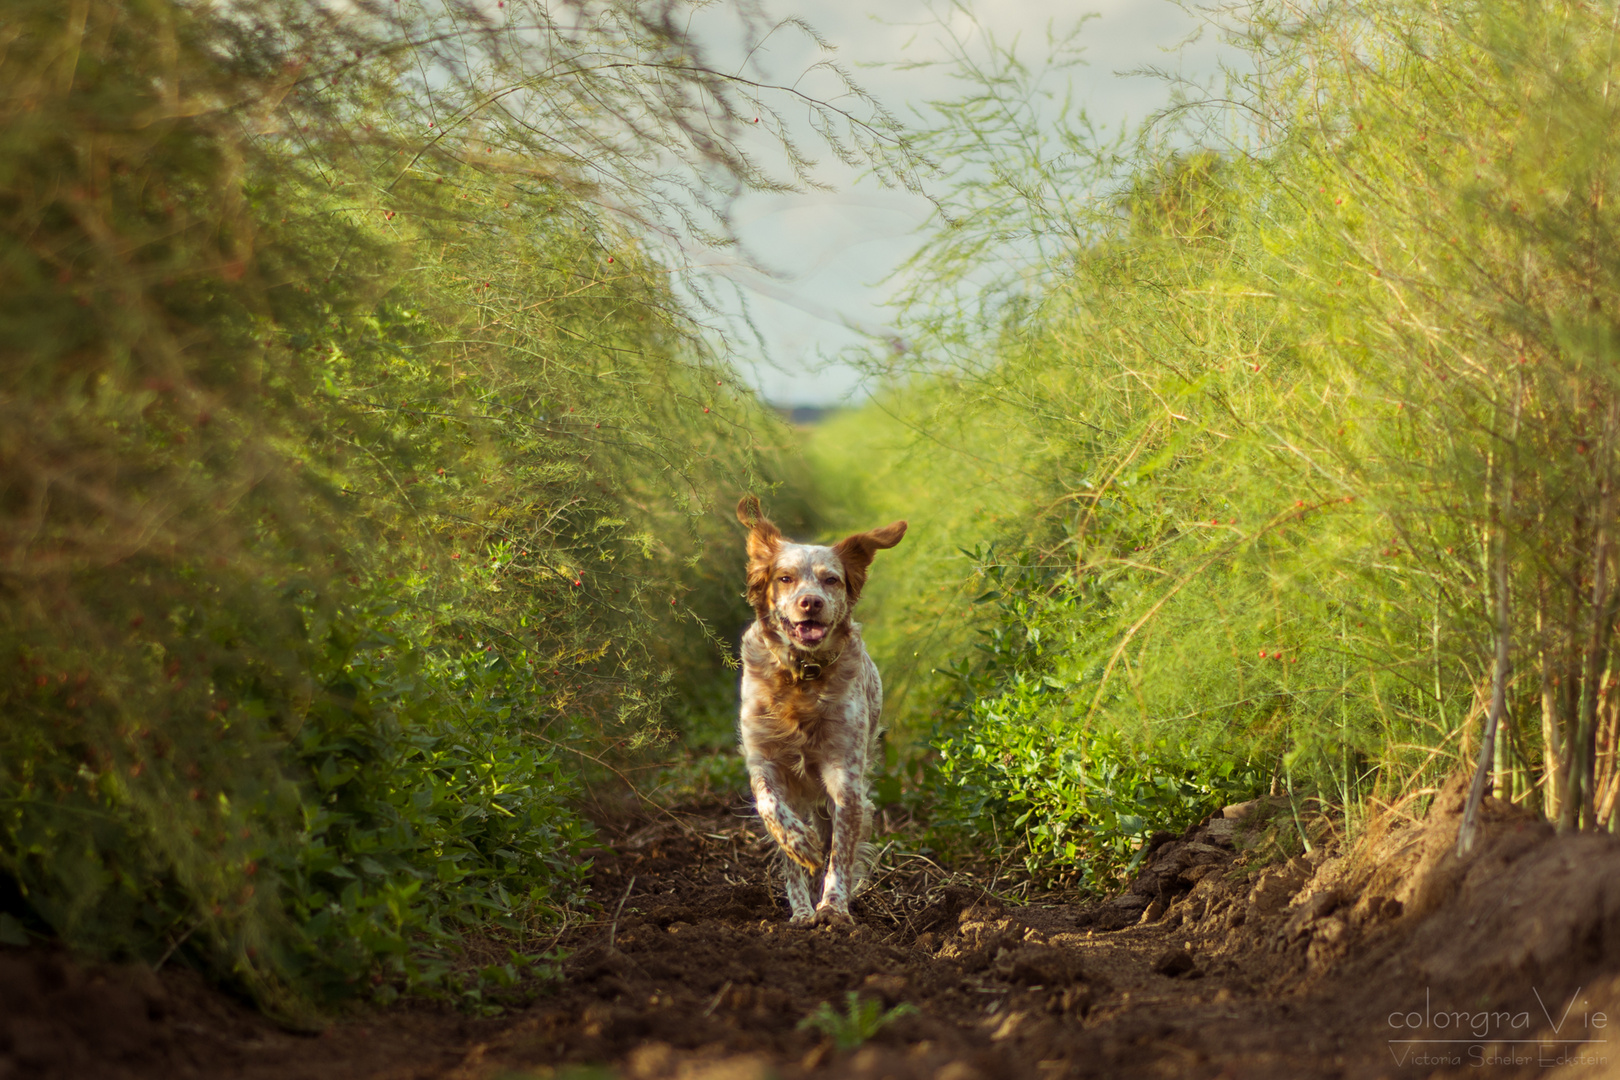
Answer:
(734, 495, 907, 926)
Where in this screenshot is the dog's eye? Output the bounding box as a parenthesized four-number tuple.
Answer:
(823, 576, 840, 587)
(778, 574, 793, 584)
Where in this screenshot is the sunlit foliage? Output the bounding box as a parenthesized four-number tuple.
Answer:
(816, 0, 1620, 886)
(0, 0, 910, 1011)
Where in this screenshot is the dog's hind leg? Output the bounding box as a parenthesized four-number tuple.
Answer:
(852, 799, 879, 897)
(812, 771, 870, 926)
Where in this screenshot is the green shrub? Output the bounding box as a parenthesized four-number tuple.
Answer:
(269, 596, 594, 1002)
(820, 0, 1620, 882)
(0, 0, 908, 1011)
(923, 556, 1264, 889)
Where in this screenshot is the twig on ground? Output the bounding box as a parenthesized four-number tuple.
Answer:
(703, 980, 733, 1016)
(153, 915, 205, 972)
(607, 875, 636, 951)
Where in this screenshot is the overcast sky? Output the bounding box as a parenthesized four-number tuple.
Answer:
(687, 1, 1235, 405)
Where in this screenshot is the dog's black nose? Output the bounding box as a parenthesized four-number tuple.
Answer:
(798, 594, 823, 614)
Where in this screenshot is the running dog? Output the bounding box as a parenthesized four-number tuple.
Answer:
(734, 495, 906, 925)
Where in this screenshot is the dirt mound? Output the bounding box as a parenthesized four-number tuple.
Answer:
(1157, 779, 1620, 994)
(1118, 777, 1620, 1075)
(6, 782, 1620, 1079)
(0, 946, 495, 1080)
(0, 950, 196, 1079)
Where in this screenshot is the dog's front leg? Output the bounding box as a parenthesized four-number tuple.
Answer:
(782, 858, 818, 923)
(747, 761, 824, 874)
(812, 757, 869, 926)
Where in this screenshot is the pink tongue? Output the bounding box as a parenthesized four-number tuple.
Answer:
(796, 623, 826, 644)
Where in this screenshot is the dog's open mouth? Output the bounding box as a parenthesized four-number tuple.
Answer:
(789, 620, 828, 646)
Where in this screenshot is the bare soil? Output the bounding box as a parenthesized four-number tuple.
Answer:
(6, 776, 1620, 1080)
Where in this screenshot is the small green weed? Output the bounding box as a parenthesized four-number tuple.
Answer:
(798, 991, 918, 1050)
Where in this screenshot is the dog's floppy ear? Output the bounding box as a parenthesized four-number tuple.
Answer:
(737, 495, 783, 613)
(833, 520, 907, 604)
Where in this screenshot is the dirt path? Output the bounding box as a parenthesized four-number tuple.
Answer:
(8, 785, 1620, 1080)
(483, 804, 1371, 1080)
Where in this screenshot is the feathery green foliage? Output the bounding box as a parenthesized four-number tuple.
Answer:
(0, 0, 910, 1011)
(799, 991, 918, 1051)
(816, 0, 1620, 887)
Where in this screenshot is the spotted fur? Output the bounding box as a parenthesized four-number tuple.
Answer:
(735, 495, 906, 925)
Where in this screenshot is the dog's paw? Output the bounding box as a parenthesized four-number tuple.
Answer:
(811, 904, 854, 928)
(788, 911, 816, 927)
